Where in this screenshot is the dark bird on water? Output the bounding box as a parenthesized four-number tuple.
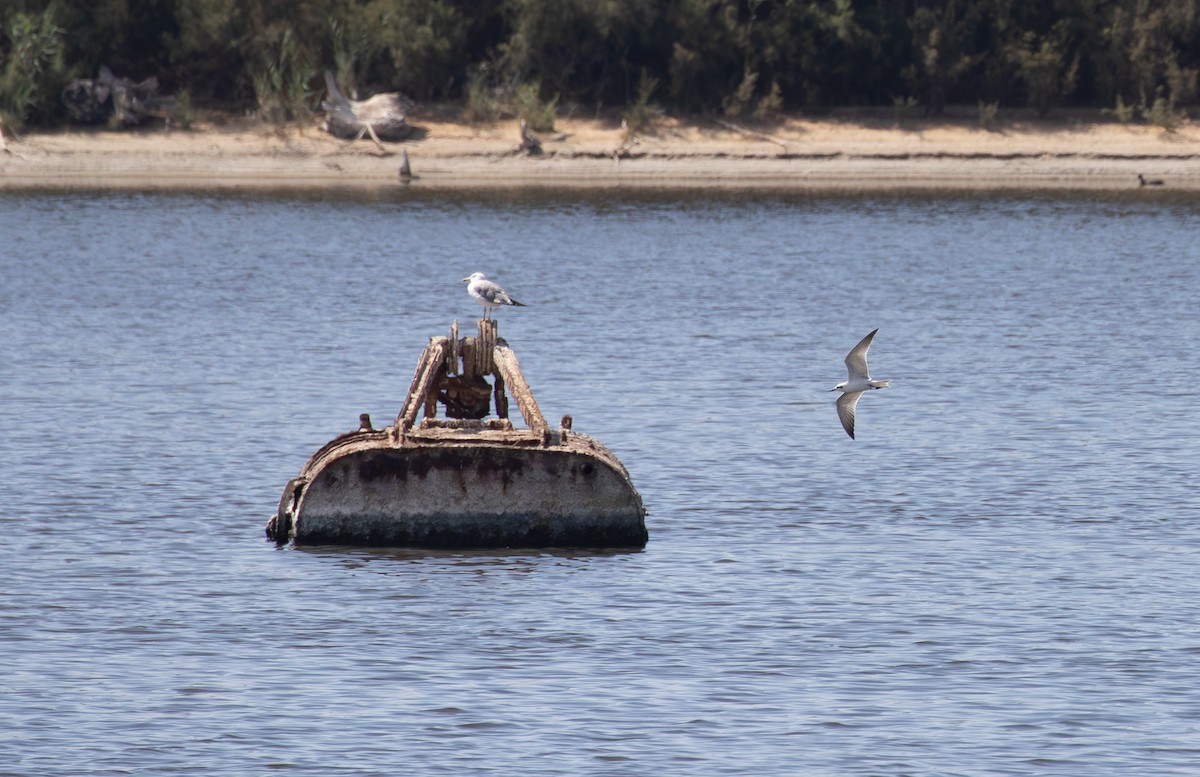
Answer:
(1138, 174, 1164, 187)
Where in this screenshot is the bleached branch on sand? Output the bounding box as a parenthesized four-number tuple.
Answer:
(62, 66, 175, 127)
(320, 71, 414, 151)
(708, 116, 788, 152)
(0, 120, 26, 159)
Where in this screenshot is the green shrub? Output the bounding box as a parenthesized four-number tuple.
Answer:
(977, 99, 999, 129)
(622, 71, 660, 142)
(0, 5, 69, 128)
(754, 80, 783, 120)
(1102, 95, 1134, 123)
(722, 68, 758, 118)
(173, 88, 193, 129)
(461, 68, 556, 131)
(1144, 93, 1184, 132)
(462, 64, 503, 121)
(1007, 29, 1078, 118)
(247, 24, 314, 125)
(891, 95, 919, 121)
(329, 16, 384, 101)
(511, 81, 556, 132)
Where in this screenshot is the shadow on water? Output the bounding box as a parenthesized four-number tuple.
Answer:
(7, 183, 1200, 210)
(289, 544, 646, 566)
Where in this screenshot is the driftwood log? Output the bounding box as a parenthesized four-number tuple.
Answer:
(321, 71, 414, 146)
(516, 119, 542, 155)
(511, 119, 573, 155)
(62, 67, 174, 126)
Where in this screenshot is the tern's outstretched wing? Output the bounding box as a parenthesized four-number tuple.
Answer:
(844, 328, 878, 381)
(836, 391, 863, 439)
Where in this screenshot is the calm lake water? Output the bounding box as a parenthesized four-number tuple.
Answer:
(2, 186, 1199, 775)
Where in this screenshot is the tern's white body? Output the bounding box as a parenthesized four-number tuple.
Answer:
(463, 272, 526, 320)
(831, 328, 891, 439)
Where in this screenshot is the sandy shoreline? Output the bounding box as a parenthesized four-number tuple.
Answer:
(3, 114, 1200, 191)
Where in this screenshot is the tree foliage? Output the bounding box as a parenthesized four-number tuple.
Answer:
(0, 3, 69, 125)
(1, 0, 1197, 126)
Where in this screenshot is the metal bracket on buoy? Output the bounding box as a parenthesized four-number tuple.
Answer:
(393, 320, 546, 438)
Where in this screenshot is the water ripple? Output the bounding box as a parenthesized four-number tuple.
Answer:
(2, 189, 1200, 775)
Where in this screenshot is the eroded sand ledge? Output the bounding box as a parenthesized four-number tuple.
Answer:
(3, 114, 1199, 191)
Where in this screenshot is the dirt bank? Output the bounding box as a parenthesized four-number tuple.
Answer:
(3, 113, 1198, 191)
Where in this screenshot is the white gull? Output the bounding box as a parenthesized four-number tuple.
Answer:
(463, 272, 527, 320)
